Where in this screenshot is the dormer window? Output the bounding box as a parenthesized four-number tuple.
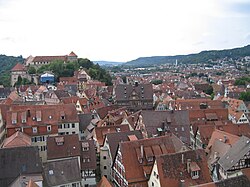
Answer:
(32, 127, 37, 134)
(190, 162, 200, 179)
(12, 113, 17, 124)
(47, 125, 51, 132)
(82, 142, 89, 151)
(55, 137, 64, 145)
(36, 111, 42, 121)
(60, 111, 65, 120)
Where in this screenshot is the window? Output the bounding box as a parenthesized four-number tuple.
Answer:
(72, 123, 75, 128)
(58, 124, 62, 129)
(152, 182, 154, 186)
(64, 124, 70, 128)
(182, 127, 185, 131)
(103, 156, 107, 160)
(47, 125, 51, 132)
(175, 128, 178, 132)
(104, 166, 107, 170)
(32, 127, 38, 133)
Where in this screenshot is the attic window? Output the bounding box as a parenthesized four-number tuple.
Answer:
(82, 142, 89, 151)
(116, 128, 121, 132)
(36, 111, 41, 121)
(190, 162, 200, 179)
(49, 170, 54, 175)
(49, 115, 52, 119)
(60, 111, 65, 120)
(55, 137, 64, 145)
(12, 112, 17, 124)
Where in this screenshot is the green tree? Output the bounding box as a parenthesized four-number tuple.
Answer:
(204, 85, 214, 95)
(239, 92, 250, 101)
(28, 66, 36, 74)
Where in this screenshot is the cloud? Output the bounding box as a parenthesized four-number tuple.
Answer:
(1, 37, 15, 42)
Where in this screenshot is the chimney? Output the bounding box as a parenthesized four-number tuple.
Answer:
(224, 135, 228, 143)
(187, 159, 191, 173)
(179, 180, 185, 187)
(140, 145, 144, 159)
(27, 110, 31, 118)
(132, 115, 135, 122)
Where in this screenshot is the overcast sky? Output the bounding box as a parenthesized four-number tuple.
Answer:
(0, 0, 250, 62)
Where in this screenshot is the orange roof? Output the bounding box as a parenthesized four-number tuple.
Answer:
(11, 63, 25, 71)
(207, 129, 240, 148)
(26, 179, 39, 187)
(68, 51, 77, 57)
(97, 176, 114, 187)
(120, 135, 184, 184)
(2, 131, 31, 148)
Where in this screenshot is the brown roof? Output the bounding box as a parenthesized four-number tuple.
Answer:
(157, 149, 212, 186)
(95, 105, 120, 119)
(189, 108, 228, 123)
(105, 130, 143, 163)
(6, 104, 79, 129)
(119, 135, 184, 184)
(2, 131, 31, 148)
(80, 139, 97, 170)
(138, 110, 190, 144)
(47, 134, 81, 160)
(33, 55, 67, 62)
(68, 51, 77, 57)
(176, 99, 224, 110)
(217, 123, 250, 138)
(97, 176, 114, 187)
(94, 124, 130, 146)
(115, 83, 153, 101)
(11, 63, 25, 71)
(207, 129, 240, 149)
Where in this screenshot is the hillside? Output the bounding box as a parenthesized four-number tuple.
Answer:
(124, 45, 250, 67)
(0, 55, 24, 86)
(93, 61, 124, 67)
(0, 55, 24, 73)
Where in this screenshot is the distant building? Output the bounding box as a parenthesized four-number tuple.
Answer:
(25, 51, 78, 68)
(114, 83, 154, 111)
(10, 63, 28, 86)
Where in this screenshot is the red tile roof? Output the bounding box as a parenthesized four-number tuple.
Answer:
(11, 63, 26, 71)
(94, 124, 130, 146)
(157, 149, 212, 186)
(68, 51, 77, 57)
(97, 176, 114, 187)
(47, 134, 81, 160)
(33, 55, 67, 62)
(2, 131, 31, 148)
(119, 135, 184, 184)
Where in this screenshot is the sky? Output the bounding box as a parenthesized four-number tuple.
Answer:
(0, 0, 250, 62)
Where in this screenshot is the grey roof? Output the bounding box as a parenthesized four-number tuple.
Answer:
(43, 158, 81, 187)
(78, 113, 93, 131)
(207, 139, 231, 168)
(54, 90, 70, 99)
(215, 174, 250, 187)
(218, 136, 250, 171)
(64, 84, 78, 96)
(115, 84, 153, 101)
(105, 130, 143, 163)
(0, 146, 42, 187)
(0, 87, 12, 98)
(139, 110, 190, 144)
